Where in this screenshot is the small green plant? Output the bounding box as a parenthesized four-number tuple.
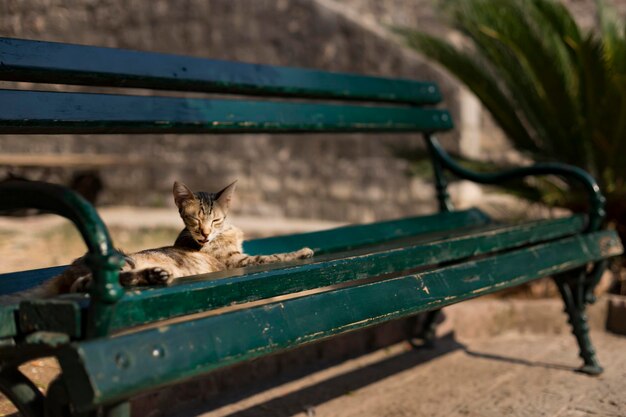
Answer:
(397, 0, 626, 241)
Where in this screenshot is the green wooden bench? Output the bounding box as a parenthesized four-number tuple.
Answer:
(0, 37, 623, 417)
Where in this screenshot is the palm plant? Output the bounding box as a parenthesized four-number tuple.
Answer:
(397, 0, 626, 242)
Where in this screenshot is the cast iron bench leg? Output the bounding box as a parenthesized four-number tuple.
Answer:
(46, 377, 131, 417)
(554, 268, 603, 375)
(407, 309, 441, 348)
(419, 309, 441, 348)
(0, 367, 45, 417)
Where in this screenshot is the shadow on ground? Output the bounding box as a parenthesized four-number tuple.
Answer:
(173, 333, 464, 417)
(463, 349, 578, 373)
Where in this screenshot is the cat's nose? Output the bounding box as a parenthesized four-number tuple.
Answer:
(200, 230, 209, 238)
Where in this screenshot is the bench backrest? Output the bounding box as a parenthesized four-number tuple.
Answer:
(0, 37, 452, 135)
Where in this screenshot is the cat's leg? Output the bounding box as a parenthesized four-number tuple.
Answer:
(70, 267, 173, 291)
(228, 247, 314, 268)
(119, 267, 174, 287)
(69, 273, 93, 293)
(291, 247, 315, 260)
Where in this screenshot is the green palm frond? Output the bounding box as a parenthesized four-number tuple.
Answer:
(397, 0, 626, 235)
(396, 28, 539, 154)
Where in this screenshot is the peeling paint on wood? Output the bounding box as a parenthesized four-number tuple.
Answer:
(110, 215, 587, 330)
(0, 89, 453, 135)
(58, 231, 622, 408)
(0, 208, 489, 296)
(0, 38, 442, 105)
(244, 208, 490, 255)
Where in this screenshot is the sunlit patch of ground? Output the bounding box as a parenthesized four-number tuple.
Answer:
(0, 222, 181, 274)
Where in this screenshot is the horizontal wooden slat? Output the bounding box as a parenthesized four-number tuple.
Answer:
(0, 210, 487, 297)
(0, 37, 441, 105)
(0, 266, 67, 297)
(0, 89, 453, 135)
(0, 214, 580, 338)
(108, 215, 584, 330)
(0, 214, 589, 337)
(244, 208, 490, 255)
(59, 231, 623, 409)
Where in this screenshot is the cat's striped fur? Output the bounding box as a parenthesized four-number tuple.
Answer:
(8, 181, 313, 299)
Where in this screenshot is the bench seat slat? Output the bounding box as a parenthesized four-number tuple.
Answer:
(0, 38, 441, 105)
(0, 266, 67, 297)
(109, 215, 585, 330)
(0, 89, 453, 135)
(60, 231, 623, 409)
(0, 214, 583, 338)
(0, 209, 488, 297)
(244, 208, 490, 255)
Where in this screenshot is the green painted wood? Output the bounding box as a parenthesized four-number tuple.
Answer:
(0, 266, 66, 296)
(0, 37, 441, 105)
(244, 208, 490, 255)
(0, 209, 486, 296)
(0, 306, 17, 339)
(0, 181, 124, 338)
(426, 135, 606, 232)
(59, 231, 623, 409)
(0, 89, 453, 135)
(0, 215, 584, 337)
(110, 215, 584, 330)
(0, 209, 486, 297)
(0, 182, 114, 259)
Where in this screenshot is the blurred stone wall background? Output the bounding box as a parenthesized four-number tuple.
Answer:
(1, 0, 624, 222)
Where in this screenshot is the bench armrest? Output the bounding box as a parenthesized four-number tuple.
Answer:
(0, 181, 124, 337)
(425, 135, 606, 232)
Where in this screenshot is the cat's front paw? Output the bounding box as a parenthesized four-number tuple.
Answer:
(145, 267, 174, 286)
(296, 247, 314, 259)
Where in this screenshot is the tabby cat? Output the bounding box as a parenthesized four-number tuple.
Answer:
(10, 181, 313, 299)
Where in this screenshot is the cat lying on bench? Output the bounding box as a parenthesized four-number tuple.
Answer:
(19, 181, 314, 298)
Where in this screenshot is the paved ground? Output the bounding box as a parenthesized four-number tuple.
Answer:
(176, 329, 625, 417)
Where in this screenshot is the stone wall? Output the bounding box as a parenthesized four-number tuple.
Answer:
(1, 0, 623, 222)
(0, 0, 462, 222)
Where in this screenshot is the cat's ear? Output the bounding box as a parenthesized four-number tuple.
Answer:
(215, 180, 237, 211)
(173, 181, 196, 209)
